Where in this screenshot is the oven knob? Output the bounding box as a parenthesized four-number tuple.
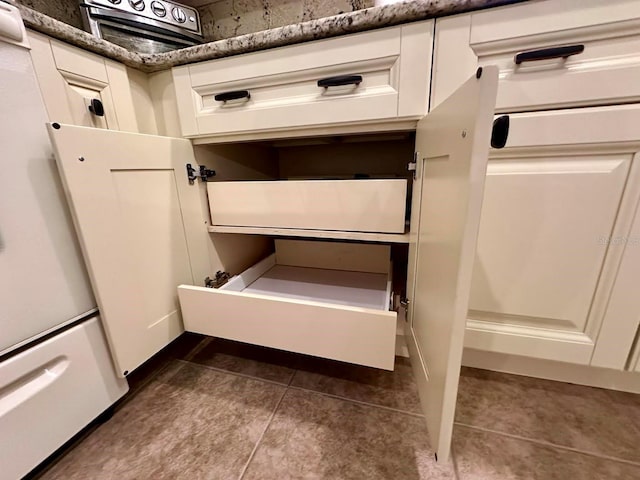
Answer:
(150, 1, 166, 17)
(129, 0, 145, 11)
(172, 7, 186, 23)
(108, 0, 122, 4)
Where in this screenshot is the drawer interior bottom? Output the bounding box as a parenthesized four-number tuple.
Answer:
(239, 265, 390, 310)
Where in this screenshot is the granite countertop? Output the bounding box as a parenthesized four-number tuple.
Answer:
(11, 0, 522, 73)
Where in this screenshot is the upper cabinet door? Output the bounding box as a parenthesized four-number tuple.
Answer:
(48, 125, 210, 376)
(407, 66, 498, 462)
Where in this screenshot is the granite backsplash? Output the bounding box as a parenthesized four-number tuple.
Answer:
(13, 0, 377, 43)
(196, 0, 375, 42)
(14, 0, 83, 30)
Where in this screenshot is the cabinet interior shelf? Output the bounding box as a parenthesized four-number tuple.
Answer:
(207, 225, 410, 244)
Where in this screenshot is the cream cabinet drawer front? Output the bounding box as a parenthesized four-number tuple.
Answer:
(173, 23, 432, 138)
(178, 248, 397, 370)
(470, 0, 640, 111)
(207, 179, 408, 234)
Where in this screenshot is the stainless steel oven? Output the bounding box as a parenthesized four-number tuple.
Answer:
(79, 0, 202, 54)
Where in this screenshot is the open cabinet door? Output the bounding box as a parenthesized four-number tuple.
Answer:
(48, 125, 210, 376)
(406, 66, 499, 461)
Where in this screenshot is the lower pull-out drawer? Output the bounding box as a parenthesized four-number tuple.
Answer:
(178, 240, 397, 370)
(207, 178, 408, 234)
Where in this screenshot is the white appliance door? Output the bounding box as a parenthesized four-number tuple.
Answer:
(0, 316, 128, 480)
(0, 11, 95, 354)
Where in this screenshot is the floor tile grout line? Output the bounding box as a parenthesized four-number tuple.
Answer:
(177, 359, 425, 418)
(237, 388, 288, 480)
(287, 384, 425, 418)
(454, 422, 640, 468)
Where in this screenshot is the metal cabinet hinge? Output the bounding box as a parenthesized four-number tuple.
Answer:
(408, 153, 418, 179)
(205, 271, 231, 288)
(186, 163, 216, 185)
(400, 297, 410, 310)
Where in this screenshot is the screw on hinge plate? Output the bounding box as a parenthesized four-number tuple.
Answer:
(186, 163, 197, 185)
(199, 165, 216, 182)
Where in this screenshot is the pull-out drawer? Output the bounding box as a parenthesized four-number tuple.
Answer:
(207, 178, 407, 234)
(172, 22, 432, 140)
(178, 240, 397, 370)
(470, 0, 640, 112)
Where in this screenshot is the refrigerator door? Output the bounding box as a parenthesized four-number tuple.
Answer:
(0, 10, 96, 354)
(0, 316, 128, 480)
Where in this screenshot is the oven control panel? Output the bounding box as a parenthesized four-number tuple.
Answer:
(83, 0, 201, 35)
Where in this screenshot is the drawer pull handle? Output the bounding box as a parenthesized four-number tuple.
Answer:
(514, 44, 584, 64)
(317, 75, 363, 88)
(214, 90, 251, 102)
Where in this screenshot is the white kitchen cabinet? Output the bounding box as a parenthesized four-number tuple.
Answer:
(433, 0, 640, 111)
(172, 21, 433, 142)
(466, 105, 640, 365)
(470, 0, 640, 112)
(48, 68, 499, 462)
(28, 30, 139, 131)
(432, 1, 640, 370)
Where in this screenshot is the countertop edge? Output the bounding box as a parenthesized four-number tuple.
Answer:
(13, 0, 525, 73)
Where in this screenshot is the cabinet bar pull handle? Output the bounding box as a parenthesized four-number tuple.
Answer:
(214, 90, 251, 102)
(514, 44, 584, 64)
(317, 75, 363, 88)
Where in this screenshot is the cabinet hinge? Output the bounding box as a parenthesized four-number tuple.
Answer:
(408, 153, 418, 179)
(205, 271, 231, 288)
(400, 297, 410, 310)
(186, 163, 216, 185)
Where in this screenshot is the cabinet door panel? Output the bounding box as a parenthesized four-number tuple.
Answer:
(47, 125, 209, 376)
(471, 155, 629, 327)
(406, 66, 498, 462)
(465, 106, 640, 365)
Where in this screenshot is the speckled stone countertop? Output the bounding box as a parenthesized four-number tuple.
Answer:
(11, 0, 524, 72)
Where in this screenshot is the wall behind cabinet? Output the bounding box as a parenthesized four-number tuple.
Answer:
(14, 0, 83, 29)
(190, 0, 375, 42)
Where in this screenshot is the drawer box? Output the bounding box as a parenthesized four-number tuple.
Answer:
(207, 179, 408, 234)
(172, 22, 432, 139)
(470, 0, 640, 111)
(178, 240, 397, 370)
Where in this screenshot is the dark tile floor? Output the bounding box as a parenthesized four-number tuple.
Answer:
(31, 334, 640, 480)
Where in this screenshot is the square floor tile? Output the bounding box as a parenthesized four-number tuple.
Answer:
(291, 355, 422, 413)
(453, 425, 640, 480)
(242, 388, 453, 480)
(188, 337, 297, 384)
(38, 361, 285, 480)
(455, 367, 640, 462)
